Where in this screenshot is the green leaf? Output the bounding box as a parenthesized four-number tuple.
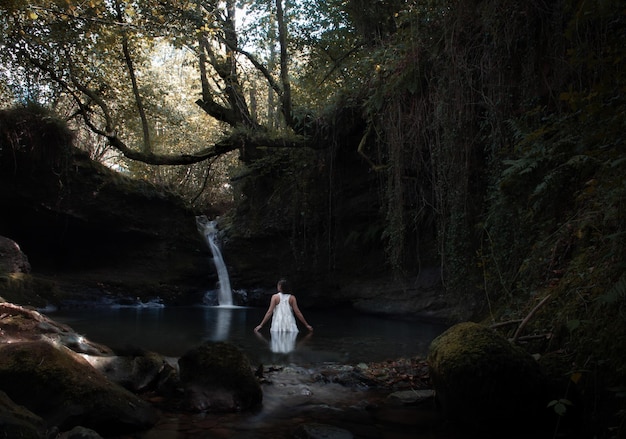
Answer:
(567, 319, 581, 332)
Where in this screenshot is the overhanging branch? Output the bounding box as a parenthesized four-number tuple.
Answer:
(105, 129, 311, 166)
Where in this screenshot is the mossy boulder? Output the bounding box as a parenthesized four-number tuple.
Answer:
(0, 341, 158, 436)
(0, 390, 45, 439)
(83, 350, 170, 393)
(427, 322, 554, 433)
(178, 341, 262, 412)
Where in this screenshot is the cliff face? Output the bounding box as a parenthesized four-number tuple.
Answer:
(0, 107, 214, 304)
(0, 106, 451, 318)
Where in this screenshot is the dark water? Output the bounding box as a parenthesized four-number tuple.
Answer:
(48, 305, 447, 365)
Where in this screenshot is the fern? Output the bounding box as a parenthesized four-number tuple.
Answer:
(596, 275, 626, 306)
(530, 154, 600, 211)
(501, 157, 542, 179)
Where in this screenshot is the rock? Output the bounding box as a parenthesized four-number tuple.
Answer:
(0, 236, 31, 274)
(386, 389, 434, 406)
(427, 322, 554, 433)
(293, 422, 354, 439)
(0, 390, 45, 439)
(0, 302, 112, 355)
(0, 341, 158, 436)
(178, 341, 262, 412)
(335, 270, 454, 320)
(81, 350, 167, 392)
(57, 426, 103, 439)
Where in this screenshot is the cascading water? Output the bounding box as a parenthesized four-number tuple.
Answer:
(196, 216, 234, 307)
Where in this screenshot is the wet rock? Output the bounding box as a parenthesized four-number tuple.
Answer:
(0, 341, 158, 436)
(178, 341, 262, 412)
(57, 426, 103, 439)
(340, 269, 453, 319)
(81, 350, 168, 392)
(385, 389, 434, 406)
(0, 236, 30, 274)
(0, 302, 112, 355)
(427, 322, 554, 433)
(293, 422, 354, 439)
(0, 390, 45, 439)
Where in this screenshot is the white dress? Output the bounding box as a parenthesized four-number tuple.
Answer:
(270, 293, 299, 333)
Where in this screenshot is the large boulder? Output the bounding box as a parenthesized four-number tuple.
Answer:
(0, 341, 158, 436)
(178, 341, 262, 412)
(0, 390, 45, 439)
(427, 322, 555, 434)
(0, 302, 169, 438)
(82, 350, 173, 393)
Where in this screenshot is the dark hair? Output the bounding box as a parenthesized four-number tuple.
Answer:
(277, 279, 291, 292)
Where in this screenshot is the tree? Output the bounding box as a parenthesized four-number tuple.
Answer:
(0, 0, 349, 168)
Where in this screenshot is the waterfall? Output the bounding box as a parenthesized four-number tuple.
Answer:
(196, 216, 233, 307)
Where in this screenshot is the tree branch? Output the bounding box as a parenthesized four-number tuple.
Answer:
(511, 295, 551, 344)
(103, 129, 310, 166)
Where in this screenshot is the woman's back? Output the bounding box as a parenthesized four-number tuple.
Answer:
(270, 293, 298, 332)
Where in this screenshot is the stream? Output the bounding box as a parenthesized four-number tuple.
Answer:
(46, 304, 452, 439)
(49, 305, 448, 366)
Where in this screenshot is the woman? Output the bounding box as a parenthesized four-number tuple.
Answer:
(254, 279, 313, 333)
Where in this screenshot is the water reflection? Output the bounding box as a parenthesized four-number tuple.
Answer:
(254, 331, 298, 353)
(270, 331, 298, 353)
(50, 306, 448, 364)
(205, 306, 232, 341)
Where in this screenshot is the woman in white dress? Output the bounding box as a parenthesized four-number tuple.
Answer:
(254, 279, 313, 333)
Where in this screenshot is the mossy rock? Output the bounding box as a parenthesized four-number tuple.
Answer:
(178, 341, 262, 412)
(0, 341, 157, 436)
(0, 274, 59, 309)
(427, 322, 555, 433)
(0, 390, 45, 439)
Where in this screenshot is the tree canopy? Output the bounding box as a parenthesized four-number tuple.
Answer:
(0, 0, 383, 167)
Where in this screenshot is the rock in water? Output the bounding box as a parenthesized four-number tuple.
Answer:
(0, 341, 158, 436)
(178, 341, 262, 412)
(293, 423, 354, 439)
(427, 322, 554, 434)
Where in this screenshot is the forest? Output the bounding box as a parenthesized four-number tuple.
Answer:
(1, 0, 625, 437)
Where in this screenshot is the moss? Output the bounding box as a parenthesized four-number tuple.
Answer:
(0, 274, 59, 308)
(0, 341, 157, 434)
(178, 341, 263, 411)
(427, 322, 554, 432)
(179, 341, 256, 388)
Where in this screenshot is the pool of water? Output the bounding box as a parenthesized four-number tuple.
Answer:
(47, 305, 448, 365)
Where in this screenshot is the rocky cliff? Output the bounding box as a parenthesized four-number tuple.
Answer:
(0, 106, 214, 306)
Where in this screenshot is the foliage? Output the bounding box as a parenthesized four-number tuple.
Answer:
(325, 0, 625, 430)
(475, 0, 626, 434)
